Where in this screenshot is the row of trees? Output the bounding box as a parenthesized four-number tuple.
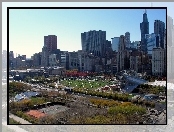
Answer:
(73, 88, 130, 102)
(133, 84, 166, 95)
(9, 82, 32, 97)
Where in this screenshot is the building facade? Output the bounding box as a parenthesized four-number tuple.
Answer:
(111, 37, 119, 52)
(140, 10, 149, 53)
(68, 51, 79, 70)
(117, 35, 129, 72)
(125, 32, 131, 48)
(33, 53, 41, 67)
(41, 46, 50, 67)
(44, 35, 57, 53)
(154, 20, 165, 49)
(81, 30, 106, 57)
(152, 48, 166, 76)
(60, 51, 69, 70)
(49, 54, 59, 67)
(145, 33, 160, 55)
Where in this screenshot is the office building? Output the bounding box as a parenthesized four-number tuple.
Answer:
(111, 37, 119, 52)
(49, 54, 59, 67)
(117, 35, 129, 71)
(154, 20, 165, 49)
(145, 33, 160, 55)
(60, 51, 69, 70)
(81, 30, 106, 57)
(152, 48, 166, 76)
(140, 9, 149, 53)
(44, 35, 57, 53)
(41, 46, 50, 67)
(125, 32, 131, 48)
(33, 53, 41, 67)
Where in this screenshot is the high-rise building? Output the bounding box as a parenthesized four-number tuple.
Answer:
(140, 9, 149, 53)
(111, 37, 119, 52)
(44, 35, 57, 53)
(9, 51, 14, 68)
(60, 51, 69, 70)
(117, 35, 128, 71)
(154, 20, 165, 49)
(41, 46, 50, 67)
(33, 53, 41, 67)
(81, 30, 106, 57)
(125, 32, 131, 48)
(152, 48, 166, 76)
(164, 29, 166, 49)
(145, 33, 160, 55)
(68, 51, 79, 70)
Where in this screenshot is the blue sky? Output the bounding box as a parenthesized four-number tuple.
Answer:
(8, 8, 166, 58)
(2, 2, 173, 58)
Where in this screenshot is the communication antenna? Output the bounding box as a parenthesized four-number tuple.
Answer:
(145, 9, 147, 14)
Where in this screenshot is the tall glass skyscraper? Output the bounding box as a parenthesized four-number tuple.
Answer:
(111, 37, 120, 52)
(81, 30, 106, 57)
(154, 20, 165, 49)
(145, 33, 160, 55)
(140, 9, 149, 53)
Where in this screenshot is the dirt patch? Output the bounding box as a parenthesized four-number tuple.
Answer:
(26, 110, 46, 119)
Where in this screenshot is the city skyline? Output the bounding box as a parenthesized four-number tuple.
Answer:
(8, 8, 166, 58)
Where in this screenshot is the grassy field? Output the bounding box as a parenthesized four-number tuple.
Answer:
(60, 79, 116, 90)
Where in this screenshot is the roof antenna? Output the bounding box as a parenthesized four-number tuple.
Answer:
(145, 9, 147, 14)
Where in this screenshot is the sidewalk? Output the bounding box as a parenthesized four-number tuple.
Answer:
(2, 121, 28, 132)
(9, 113, 32, 124)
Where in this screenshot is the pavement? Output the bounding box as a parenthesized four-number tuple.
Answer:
(9, 113, 32, 124)
(2, 121, 28, 132)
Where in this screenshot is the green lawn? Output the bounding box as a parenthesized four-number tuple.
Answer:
(30, 97, 47, 105)
(60, 79, 115, 90)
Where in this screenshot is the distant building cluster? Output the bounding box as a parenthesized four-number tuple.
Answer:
(7, 10, 168, 77)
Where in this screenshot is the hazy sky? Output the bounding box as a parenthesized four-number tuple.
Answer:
(2, 2, 173, 58)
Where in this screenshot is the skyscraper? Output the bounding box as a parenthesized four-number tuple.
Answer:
(41, 46, 49, 67)
(81, 30, 106, 57)
(111, 37, 120, 52)
(125, 32, 131, 48)
(154, 20, 165, 49)
(44, 35, 57, 53)
(145, 33, 160, 55)
(140, 9, 149, 53)
(152, 48, 166, 76)
(117, 35, 128, 71)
